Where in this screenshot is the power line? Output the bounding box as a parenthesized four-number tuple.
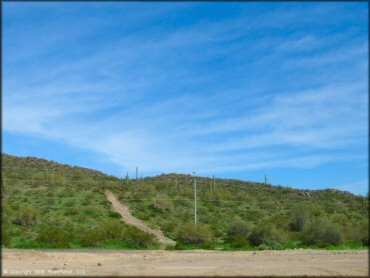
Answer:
(2, 166, 264, 182)
(0, 179, 258, 192)
(1, 177, 258, 188)
(1, 195, 276, 204)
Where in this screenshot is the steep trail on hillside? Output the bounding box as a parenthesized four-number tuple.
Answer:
(105, 191, 176, 246)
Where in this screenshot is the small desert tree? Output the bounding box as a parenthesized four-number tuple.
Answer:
(291, 204, 310, 231)
(248, 222, 278, 246)
(301, 218, 342, 246)
(176, 222, 213, 244)
(226, 219, 251, 246)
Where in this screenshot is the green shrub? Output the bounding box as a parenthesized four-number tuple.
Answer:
(64, 200, 76, 207)
(37, 223, 73, 248)
(13, 207, 40, 226)
(64, 207, 79, 216)
(301, 220, 324, 246)
(248, 223, 278, 246)
(322, 224, 342, 245)
(149, 197, 173, 212)
(176, 222, 213, 244)
(75, 214, 88, 222)
(257, 241, 284, 250)
(331, 213, 348, 226)
(226, 219, 250, 246)
(10, 202, 20, 211)
(352, 220, 368, 245)
(2, 201, 13, 214)
(80, 227, 106, 247)
(309, 205, 324, 217)
(301, 218, 342, 246)
(81, 199, 90, 206)
(231, 234, 249, 247)
(92, 187, 103, 193)
(108, 211, 121, 219)
(100, 221, 125, 240)
(126, 226, 155, 247)
(257, 243, 271, 250)
(266, 241, 283, 250)
(46, 191, 54, 197)
(290, 204, 310, 231)
(162, 221, 176, 234)
(83, 206, 100, 216)
(174, 198, 191, 206)
(2, 219, 12, 247)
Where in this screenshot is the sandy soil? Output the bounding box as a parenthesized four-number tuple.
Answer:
(2, 249, 368, 276)
(105, 191, 176, 246)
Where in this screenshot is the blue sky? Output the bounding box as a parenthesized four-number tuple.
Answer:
(3, 2, 368, 195)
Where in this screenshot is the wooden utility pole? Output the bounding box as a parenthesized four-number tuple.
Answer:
(136, 166, 138, 184)
(193, 172, 197, 225)
(212, 174, 215, 193)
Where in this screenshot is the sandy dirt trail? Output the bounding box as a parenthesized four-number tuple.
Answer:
(105, 191, 176, 246)
(2, 249, 368, 276)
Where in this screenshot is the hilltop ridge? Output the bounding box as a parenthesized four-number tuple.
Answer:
(2, 153, 356, 197)
(1, 153, 368, 250)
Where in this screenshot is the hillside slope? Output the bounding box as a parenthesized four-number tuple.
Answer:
(1, 154, 368, 250)
(106, 190, 176, 245)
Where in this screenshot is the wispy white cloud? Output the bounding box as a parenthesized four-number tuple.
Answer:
(282, 41, 367, 69)
(3, 2, 368, 194)
(4, 79, 367, 174)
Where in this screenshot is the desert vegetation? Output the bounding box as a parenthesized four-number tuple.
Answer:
(1, 154, 368, 250)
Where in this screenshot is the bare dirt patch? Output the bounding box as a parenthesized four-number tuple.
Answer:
(2, 249, 368, 276)
(106, 191, 176, 246)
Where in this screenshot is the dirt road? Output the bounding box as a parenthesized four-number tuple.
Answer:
(2, 249, 368, 276)
(106, 191, 176, 246)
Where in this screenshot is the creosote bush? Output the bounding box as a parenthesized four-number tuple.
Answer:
(149, 197, 174, 212)
(2, 218, 12, 247)
(13, 207, 40, 226)
(176, 222, 213, 244)
(108, 211, 122, 219)
(301, 218, 342, 246)
(64, 207, 79, 216)
(226, 219, 250, 246)
(100, 220, 126, 240)
(37, 223, 74, 248)
(248, 223, 278, 246)
(126, 226, 155, 247)
(80, 227, 106, 247)
(352, 220, 369, 245)
(162, 221, 176, 234)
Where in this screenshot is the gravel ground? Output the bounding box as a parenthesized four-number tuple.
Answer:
(2, 249, 368, 276)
